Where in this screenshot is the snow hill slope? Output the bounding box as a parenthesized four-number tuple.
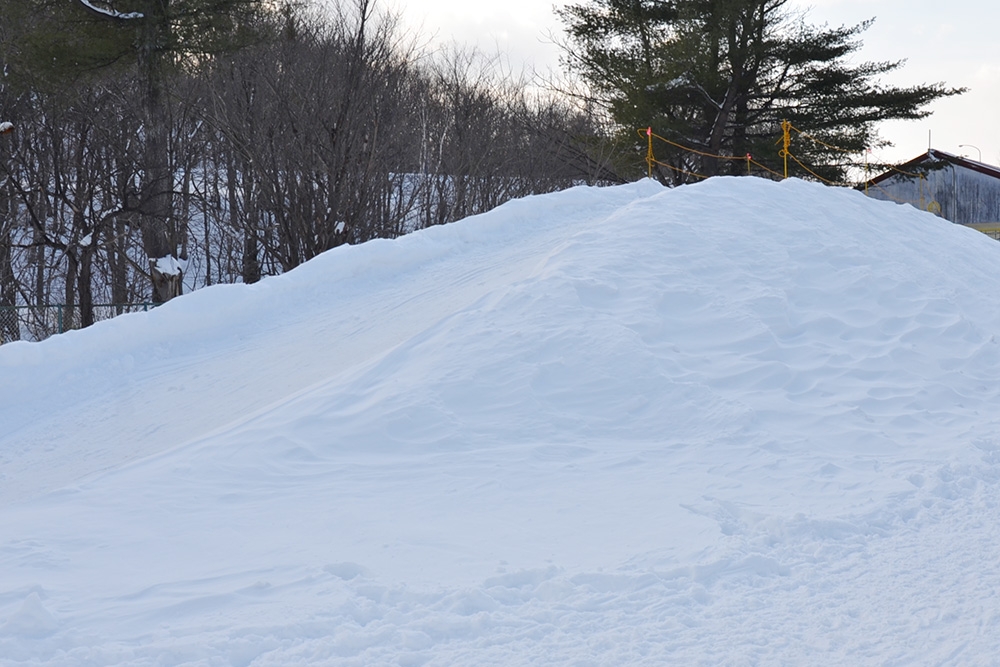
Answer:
(3, 177, 1000, 664)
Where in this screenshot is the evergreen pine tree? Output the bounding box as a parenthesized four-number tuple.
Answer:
(557, 0, 964, 184)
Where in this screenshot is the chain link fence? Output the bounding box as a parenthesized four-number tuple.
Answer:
(0, 303, 159, 345)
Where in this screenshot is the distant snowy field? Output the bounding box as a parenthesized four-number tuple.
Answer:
(3, 177, 1000, 664)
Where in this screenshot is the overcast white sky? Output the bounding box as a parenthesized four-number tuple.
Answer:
(389, 0, 1000, 167)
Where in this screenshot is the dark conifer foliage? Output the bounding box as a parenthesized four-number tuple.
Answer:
(557, 0, 964, 184)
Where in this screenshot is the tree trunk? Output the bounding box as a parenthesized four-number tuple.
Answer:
(78, 244, 95, 328)
(63, 250, 78, 333)
(0, 228, 19, 343)
(138, 2, 182, 303)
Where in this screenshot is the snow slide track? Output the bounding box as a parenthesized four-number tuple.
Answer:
(0, 185, 647, 508)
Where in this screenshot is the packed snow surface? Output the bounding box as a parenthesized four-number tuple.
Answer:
(3, 177, 1000, 664)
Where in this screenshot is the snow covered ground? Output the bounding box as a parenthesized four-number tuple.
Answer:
(3, 177, 1000, 664)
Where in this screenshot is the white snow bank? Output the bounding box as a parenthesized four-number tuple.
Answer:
(3, 177, 1000, 664)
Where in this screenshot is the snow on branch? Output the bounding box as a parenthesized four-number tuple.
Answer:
(0, 122, 13, 135)
(151, 256, 187, 277)
(77, 0, 144, 20)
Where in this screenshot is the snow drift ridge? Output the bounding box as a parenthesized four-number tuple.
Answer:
(4, 177, 1000, 664)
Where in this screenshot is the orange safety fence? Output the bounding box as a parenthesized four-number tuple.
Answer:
(639, 128, 783, 181)
(640, 122, 928, 193)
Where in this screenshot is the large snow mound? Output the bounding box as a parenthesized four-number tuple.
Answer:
(3, 177, 1000, 664)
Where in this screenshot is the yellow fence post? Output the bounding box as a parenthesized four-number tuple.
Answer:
(865, 148, 869, 195)
(780, 120, 791, 179)
(646, 127, 653, 179)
